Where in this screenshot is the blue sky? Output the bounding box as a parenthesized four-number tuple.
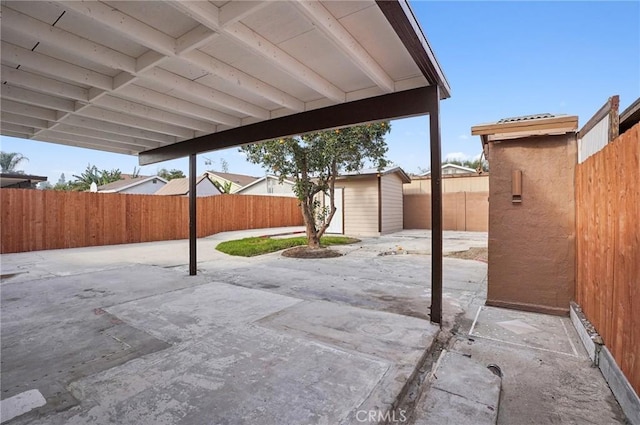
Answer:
(1, 1, 638, 183)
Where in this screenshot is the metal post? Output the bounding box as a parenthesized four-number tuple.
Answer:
(429, 87, 443, 325)
(189, 154, 197, 276)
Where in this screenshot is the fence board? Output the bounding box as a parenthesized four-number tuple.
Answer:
(576, 123, 639, 396)
(403, 192, 488, 232)
(0, 192, 302, 254)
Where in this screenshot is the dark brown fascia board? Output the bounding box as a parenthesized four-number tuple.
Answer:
(578, 95, 619, 138)
(471, 115, 578, 136)
(620, 96, 640, 134)
(376, 0, 451, 99)
(139, 86, 438, 165)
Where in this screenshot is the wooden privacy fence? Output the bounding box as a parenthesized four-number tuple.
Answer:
(575, 123, 639, 396)
(403, 192, 489, 232)
(0, 191, 303, 254)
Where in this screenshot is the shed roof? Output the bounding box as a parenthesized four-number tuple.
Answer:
(0, 1, 450, 162)
(338, 166, 411, 184)
(471, 114, 578, 142)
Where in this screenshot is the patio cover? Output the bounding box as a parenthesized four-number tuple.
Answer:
(0, 0, 450, 324)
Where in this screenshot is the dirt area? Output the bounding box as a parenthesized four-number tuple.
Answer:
(282, 246, 343, 258)
(445, 247, 488, 262)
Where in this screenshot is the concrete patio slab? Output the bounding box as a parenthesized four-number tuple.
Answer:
(449, 305, 628, 425)
(1, 240, 439, 425)
(413, 350, 501, 425)
(1, 228, 629, 424)
(469, 306, 580, 357)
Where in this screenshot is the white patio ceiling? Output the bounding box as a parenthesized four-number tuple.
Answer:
(1, 0, 449, 162)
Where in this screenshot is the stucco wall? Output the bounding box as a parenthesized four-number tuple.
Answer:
(342, 177, 379, 237)
(487, 133, 577, 315)
(381, 173, 404, 234)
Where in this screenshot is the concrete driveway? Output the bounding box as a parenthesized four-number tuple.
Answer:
(1, 228, 486, 425)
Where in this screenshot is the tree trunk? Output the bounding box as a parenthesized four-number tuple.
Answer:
(317, 161, 338, 240)
(301, 198, 321, 249)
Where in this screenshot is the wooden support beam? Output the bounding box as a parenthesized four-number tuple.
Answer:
(189, 154, 197, 276)
(428, 86, 443, 325)
(139, 86, 437, 165)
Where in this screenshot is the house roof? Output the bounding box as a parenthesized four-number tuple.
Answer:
(206, 172, 258, 187)
(420, 163, 477, 176)
(0, 1, 449, 163)
(471, 113, 579, 142)
(97, 175, 167, 192)
(154, 175, 217, 196)
(0, 173, 47, 188)
(235, 174, 296, 194)
(338, 166, 411, 184)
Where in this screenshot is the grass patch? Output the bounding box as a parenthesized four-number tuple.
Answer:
(216, 235, 359, 257)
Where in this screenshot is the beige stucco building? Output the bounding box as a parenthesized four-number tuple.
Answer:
(472, 114, 579, 315)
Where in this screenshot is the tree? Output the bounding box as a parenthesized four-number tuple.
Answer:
(51, 173, 73, 191)
(241, 122, 390, 248)
(71, 164, 122, 191)
(0, 152, 29, 173)
(158, 168, 185, 180)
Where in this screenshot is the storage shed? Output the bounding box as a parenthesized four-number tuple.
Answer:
(471, 113, 579, 315)
(328, 167, 410, 237)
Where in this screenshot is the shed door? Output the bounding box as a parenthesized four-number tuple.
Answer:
(326, 188, 344, 234)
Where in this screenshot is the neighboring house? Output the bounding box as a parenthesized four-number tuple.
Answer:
(97, 175, 167, 194)
(323, 166, 411, 237)
(420, 163, 478, 176)
(0, 173, 47, 189)
(235, 175, 296, 197)
(154, 174, 221, 197)
(205, 171, 258, 193)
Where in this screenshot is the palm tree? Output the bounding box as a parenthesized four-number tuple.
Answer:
(0, 152, 29, 173)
